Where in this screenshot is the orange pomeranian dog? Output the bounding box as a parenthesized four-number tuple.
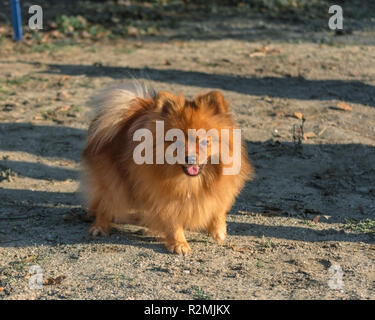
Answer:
(82, 81, 253, 254)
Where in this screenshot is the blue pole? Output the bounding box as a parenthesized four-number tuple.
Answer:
(11, 0, 23, 41)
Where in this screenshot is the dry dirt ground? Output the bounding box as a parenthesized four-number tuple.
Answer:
(0, 16, 375, 300)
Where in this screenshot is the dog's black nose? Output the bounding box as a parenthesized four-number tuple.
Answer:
(185, 155, 197, 165)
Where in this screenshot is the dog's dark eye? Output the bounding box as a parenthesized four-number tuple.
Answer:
(200, 139, 209, 146)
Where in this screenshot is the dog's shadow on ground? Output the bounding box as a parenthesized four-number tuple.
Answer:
(0, 122, 374, 251)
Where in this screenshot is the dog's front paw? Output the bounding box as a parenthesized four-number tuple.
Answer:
(165, 241, 191, 255)
(89, 225, 109, 236)
(210, 229, 227, 244)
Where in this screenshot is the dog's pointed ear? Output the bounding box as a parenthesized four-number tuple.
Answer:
(194, 91, 229, 114)
(155, 92, 185, 116)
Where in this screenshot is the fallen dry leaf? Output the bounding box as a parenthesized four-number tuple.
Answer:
(336, 102, 352, 111)
(24, 256, 36, 263)
(230, 244, 253, 253)
(55, 105, 70, 113)
(43, 275, 66, 286)
(249, 51, 266, 58)
(0, 287, 4, 292)
(249, 45, 281, 58)
(293, 112, 303, 120)
(41, 33, 51, 43)
(313, 215, 321, 224)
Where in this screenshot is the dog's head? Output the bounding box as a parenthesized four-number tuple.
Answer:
(142, 91, 238, 178)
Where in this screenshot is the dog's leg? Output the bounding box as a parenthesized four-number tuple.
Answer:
(89, 199, 112, 236)
(86, 194, 100, 218)
(164, 226, 191, 255)
(207, 212, 227, 244)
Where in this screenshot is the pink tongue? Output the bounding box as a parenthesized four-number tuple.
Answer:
(187, 166, 200, 175)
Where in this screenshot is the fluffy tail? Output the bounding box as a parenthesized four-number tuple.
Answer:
(85, 80, 155, 155)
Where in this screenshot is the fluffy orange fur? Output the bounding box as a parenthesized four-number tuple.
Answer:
(82, 81, 253, 254)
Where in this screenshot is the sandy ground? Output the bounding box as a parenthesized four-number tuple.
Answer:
(0, 16, 375, 299)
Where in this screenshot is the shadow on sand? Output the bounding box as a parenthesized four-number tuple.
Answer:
(1, 122, 374, 251)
